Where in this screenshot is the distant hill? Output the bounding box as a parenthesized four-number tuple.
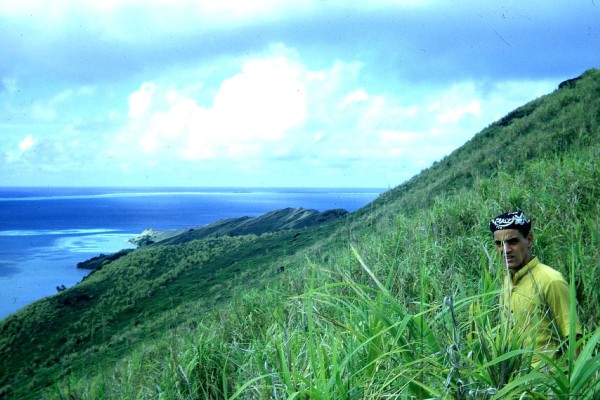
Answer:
(1, 68, 598, 399)
(140, 207, 349, 246)
(77, 207, 348, 270)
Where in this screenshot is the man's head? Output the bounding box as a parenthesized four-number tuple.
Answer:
(489, 211, 533, 272)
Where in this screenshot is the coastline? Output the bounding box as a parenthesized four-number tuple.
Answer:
(0, 188, 384, 320)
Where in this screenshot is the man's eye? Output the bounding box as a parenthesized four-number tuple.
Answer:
(494, 238, 519, 246)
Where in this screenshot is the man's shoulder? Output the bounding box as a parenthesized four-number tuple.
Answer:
(532, 261, 567, 284)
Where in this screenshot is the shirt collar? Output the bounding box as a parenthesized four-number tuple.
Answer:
(512, 256, 539, 285)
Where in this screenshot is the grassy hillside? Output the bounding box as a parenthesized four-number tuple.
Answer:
(1, 69, 599, 399)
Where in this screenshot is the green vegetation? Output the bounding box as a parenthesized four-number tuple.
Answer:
(1, 69, 599, 399)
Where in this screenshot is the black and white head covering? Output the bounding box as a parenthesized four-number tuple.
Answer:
(489, 211, 531, 235)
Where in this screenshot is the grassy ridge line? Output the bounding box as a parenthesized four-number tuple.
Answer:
(368, 69, 599, 213)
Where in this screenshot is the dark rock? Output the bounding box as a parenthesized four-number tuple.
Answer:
(497, 102, 539, 126)
(558, 76, 582, 89)
(76, 248, 134, 270)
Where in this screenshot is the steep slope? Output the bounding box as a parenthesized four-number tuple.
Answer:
(0, 68, 598, 399)
(364, 68, 599, 215)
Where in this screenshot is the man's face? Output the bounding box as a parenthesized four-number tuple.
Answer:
(493, 228, 533, 272)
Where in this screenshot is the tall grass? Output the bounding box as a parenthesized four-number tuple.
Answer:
(44, 145, 599, 399)
(50, 251, 598, 400)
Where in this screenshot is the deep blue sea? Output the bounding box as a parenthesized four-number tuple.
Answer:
(0, 187, 383, 319)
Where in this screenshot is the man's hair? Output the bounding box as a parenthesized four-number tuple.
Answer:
(489, 211, 531, 236)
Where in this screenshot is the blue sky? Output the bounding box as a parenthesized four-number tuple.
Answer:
(1, 1, 598, 188)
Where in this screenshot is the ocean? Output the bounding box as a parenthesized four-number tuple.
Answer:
(0, 187, 383, 319)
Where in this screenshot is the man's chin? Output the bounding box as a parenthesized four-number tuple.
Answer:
(507, 263, 522, 271)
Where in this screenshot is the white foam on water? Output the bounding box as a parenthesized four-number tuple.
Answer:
(0, 190, 248, 202)
(53, 233, 136, 253)
(0, 230, 137, 319)
(0, 228, 119, 237)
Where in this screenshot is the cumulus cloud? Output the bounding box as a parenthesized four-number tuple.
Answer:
(429, 83, 482, 124)
(19, 135, 37, 151)
(123, 49, 308, 161)
(338, 89, 369, 110)
(128, 82, 156, 119)
(6, 134, 38, 163)
(107, 41, 560, 187)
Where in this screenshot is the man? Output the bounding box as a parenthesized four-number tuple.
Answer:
(489, 211, 581, 365)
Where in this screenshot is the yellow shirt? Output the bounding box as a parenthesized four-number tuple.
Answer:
(502, 257, 581, 362)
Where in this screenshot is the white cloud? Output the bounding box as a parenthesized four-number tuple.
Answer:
(428, 82, 481, 124)
(125, 49, 309, 161)
(19, 135, 37, 151)
(114, 45, 558, 186)
(338, 89, 369, 110)
(212, 54, 307, 142)
(432, 100, 481, 124)
(5, 135, 37, 163)
(128, 82, 156, 119)
(23, 87, 97, 123)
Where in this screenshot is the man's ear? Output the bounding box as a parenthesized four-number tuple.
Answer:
(527, 232, 534, 248)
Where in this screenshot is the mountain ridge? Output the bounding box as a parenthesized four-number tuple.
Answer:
(147, 207, 349, 246)
(76, 207, 348, 270)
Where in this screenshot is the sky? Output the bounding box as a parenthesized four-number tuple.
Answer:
(1, 1, 598, 188)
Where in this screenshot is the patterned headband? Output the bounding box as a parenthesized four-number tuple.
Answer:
(489, 211, 531, 233)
